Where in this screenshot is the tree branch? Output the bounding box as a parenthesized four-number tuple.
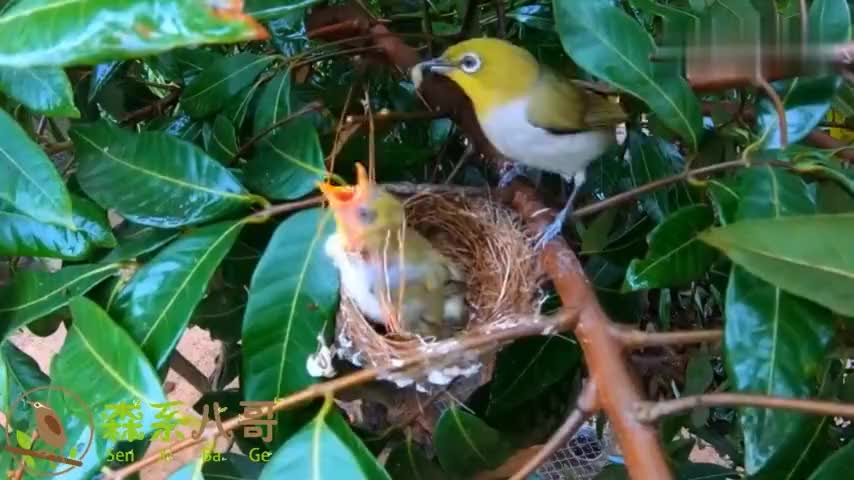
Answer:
(612, 328, 723, 349)
(168, 351, 211, 393)
(508, 380, 598, 480)
(104, 312, 575, 479)
(231, 101, 324, 162)
(636, 392, 854, 423)
(119, 89, 181, 126)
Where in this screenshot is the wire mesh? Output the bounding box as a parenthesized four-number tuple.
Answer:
(536, 419, 615, 480)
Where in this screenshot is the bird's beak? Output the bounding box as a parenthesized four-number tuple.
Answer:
(317, 163, 372, 248)
(411, 58, 457, 89)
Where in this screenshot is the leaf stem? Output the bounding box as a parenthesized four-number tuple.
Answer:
(636, 392, 854, 423)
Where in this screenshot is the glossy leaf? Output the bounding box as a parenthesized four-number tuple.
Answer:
(205, 114, 239, 164)
(734, 166, 816, 220)
(0, 211, 96, 260)
(0, 0, 267, 68)
(99, 226, 179, 264)
(202, 453, 263, 479)
(244, 118, 325, 200)
(706, 178, 740, 225)
(0, 108, 73, 228)
(756, 0, 850, 148)
(253, 70, 291, 134)
(624, 205, 718, 290)
(1, 342, 49, 431)
(72, 121, 253, 228)
(181, 53, 273, 119)
(555, 0, 702, 150)
(434, 407, 513, 477)
(486, 335, 581, 414)
(111, 221, 243, 369)
(627, 132, 690, 222)
(260, 405, 389, 480)
(0, 66, 78, 116)
(702, 214, 854, 317)
(242, 208, 338, 442)
(245, 0, 320, 21)
(169, 455, 205, 480)
(88, 61, 124, 102)
(71, 194, 116, 248)
(49, 297, 166, 479)
(0, 263, 120, 340)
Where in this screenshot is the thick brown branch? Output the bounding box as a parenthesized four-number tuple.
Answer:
(508, 381, 598, 480)
(637, 392, 854, 423)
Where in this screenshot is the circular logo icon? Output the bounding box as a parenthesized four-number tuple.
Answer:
(4, 386, 95, 477)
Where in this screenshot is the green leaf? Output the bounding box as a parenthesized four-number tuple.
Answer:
(244, 118, 325, 200)
(71, 194, 116, 248)
(0, 66, 78, 116)
(756, 0, 851, 148)
(49, 297, 166, 479)
(260, 405, 389, 480)
(72, 121, 253, 228)
(0, 108, 73, 228)
(706, 178, 740, 225)
(181, 53, 274, 119)
(88, 61, 124, 102)
(111, 221, 243, 369)
(0, 0, 267, 68)
(253, 70, 291, 134)
(624, 205, 718, 290)
(1, 343, 49, 430)
(809, 439, 854, 479)
(702, 214, 854, 317)
(434, 408, 513, 477)
(386, 438, 446, 480)
(0, 210, 94, 259)
(15, 429, 32, 449)
(245, 0, 319, 21)
(627, 133, 691, 222)
(99, 225, 179, 264)
(242, 208, 338, 442)
(486, 335, 581, 415)
(169, 455, 206, 480)
(734, 166, 816, 220)
(205, 114, 239, 164)
(0, 263, 120, 340)
(675, 462, 738, 479)
(555, 0, 702, 150)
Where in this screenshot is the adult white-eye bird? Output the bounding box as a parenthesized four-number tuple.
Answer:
(318, 163, 468, 339)
(411, 38, 626, 246)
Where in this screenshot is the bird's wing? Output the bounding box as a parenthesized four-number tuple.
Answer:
(526, 70, 626, 132)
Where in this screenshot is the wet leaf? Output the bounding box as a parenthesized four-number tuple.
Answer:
(72, 121, 253, 228)
(181, 53, 274, 119)
(0, 0, 267, 68)
(241, 208, 338, 443)
(386, 439, 446, 480)
(0, 66, 78, 116)
(624, 205, 718, 290)
(205, 114, 239, 164)
(111, 221, 243, 369)
(0, 263, 120, 340)
(244, 118, 325, 200)
(253, 70, 291, 134)
(0, 108, 73, 228)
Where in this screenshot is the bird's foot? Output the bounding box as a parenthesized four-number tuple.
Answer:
(498, 163, 523, 189)
(534, 202, 572, 250)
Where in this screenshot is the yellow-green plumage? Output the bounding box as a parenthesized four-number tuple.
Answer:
(412, 38, 626, 246)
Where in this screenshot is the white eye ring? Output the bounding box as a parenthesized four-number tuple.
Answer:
(459, 53, 481, 73)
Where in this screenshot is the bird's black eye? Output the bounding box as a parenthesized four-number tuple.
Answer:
(357, 206, 376, 223)
(459, 53, 481, 73)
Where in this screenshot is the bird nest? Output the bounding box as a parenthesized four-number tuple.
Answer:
(330, 185, 546, 395)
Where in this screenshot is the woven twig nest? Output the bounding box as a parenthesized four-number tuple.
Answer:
(331, 185, 545, 395)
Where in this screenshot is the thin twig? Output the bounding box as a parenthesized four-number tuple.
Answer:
(42, 140, 74, 154)
(636, 392, 854, 423)
(345, 110, 443, 124)
(247, 195, 324, 223)
(103, 312, 576, 479)
(509, 381, 598, 480)
(572, 160, 749, 219)
(754, 76, 788, 147)
(231, 101, 324, 162)
(612, 328, 723, 349)
(494, 0, 506, 38)
(168, 351, 211, 393)
(120, 89, 181, 126)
